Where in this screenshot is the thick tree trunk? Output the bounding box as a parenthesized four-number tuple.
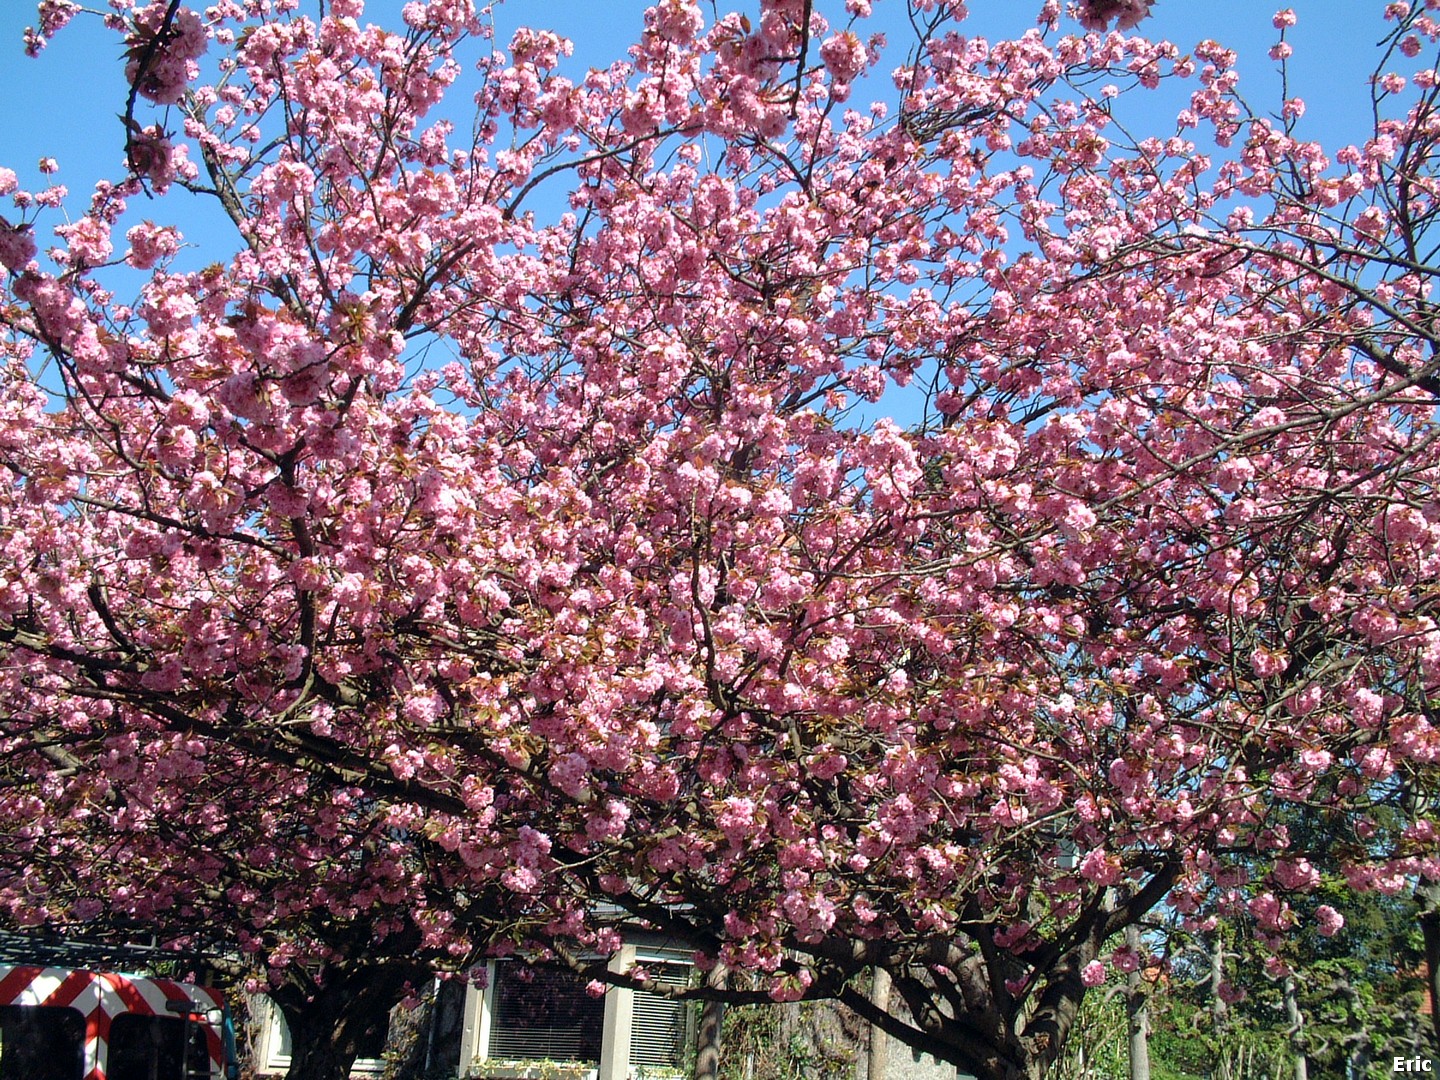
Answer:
(270, 960, 425, 1080)
(694, 964, 727, 1080)
(694, 1000, 726, 1080)
(282, 1026, 354, 1080)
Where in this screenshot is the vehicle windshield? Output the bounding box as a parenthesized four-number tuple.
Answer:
(0, 1004, 84, 1080)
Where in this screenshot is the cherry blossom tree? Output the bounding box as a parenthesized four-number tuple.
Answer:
(3, 1, 1440, 1079)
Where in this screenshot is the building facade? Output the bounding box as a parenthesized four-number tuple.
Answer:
(252, 945, 694, 1080)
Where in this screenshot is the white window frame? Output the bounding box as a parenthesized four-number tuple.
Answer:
(458, 951, 693, 1080)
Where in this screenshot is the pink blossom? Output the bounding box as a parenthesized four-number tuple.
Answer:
(0, 224, 37, 272)
(1079, 847, 1121, 887)
(1075, 0, 1155, 31)
(27, 0, 79, 53)
(125, 221, 181, 269)
(1272, 858, 1319, 891)
(56, 216, 111, 266)
(126, 126, 176, 188)
(0, 2, 1436, 1073)
(1249, 648, 1288, 678)
(549, 752, 593, 799)
(1216, 981, 1247, 1005)
(1248, 892, 1289, 931)
(1315, 905, 1345, 937)
(1111, 946, 1141, 973)
(820, 31, 867, 83)
(1356, 747, 1395, 779)
(126, 3, 207, 105)
(716, 796, 761, 843)
(648, 0, 704, 44)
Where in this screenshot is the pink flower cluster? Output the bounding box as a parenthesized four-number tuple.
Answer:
(1075, 0, 1155, 31)
(23, 0, 78, 56)
(125, 2, 207, 105)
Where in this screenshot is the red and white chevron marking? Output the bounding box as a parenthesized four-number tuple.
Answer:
(0, 964, 225, 1080)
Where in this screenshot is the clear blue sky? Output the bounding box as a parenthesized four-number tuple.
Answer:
(0, 1, 1392, 271)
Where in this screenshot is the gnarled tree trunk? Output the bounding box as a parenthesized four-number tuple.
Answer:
(269, 959, 428, 1080)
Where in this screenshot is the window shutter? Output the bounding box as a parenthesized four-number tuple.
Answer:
(629, 964, 690, 1070)
(487, 966, 603, 1063)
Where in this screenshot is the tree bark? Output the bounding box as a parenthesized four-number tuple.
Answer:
(868, 967, 891, 1080)
(694, 965, 727, 1080)
(270, 960, 425, 1080)
(1125, 926, 1150, 1080)
(282, 1026, 355, 1080)
(1210, 934, 1231, 1080)
(1419, 880, 1440, 1051)
(1283, 974, 1308, 1080)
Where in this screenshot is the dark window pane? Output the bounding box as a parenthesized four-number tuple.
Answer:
(488, 965, 603, 1063)
(0, 1004, 85, 1080)
(108, 1014, 208, 1080)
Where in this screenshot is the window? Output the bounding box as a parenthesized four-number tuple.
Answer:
(470, 957, 694, 1074)
(107, 1014, 210, 1080)
(0, 1004, 85, 1080)
(629, 965, 691, 1071)
(486, 965, 603, 1064)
